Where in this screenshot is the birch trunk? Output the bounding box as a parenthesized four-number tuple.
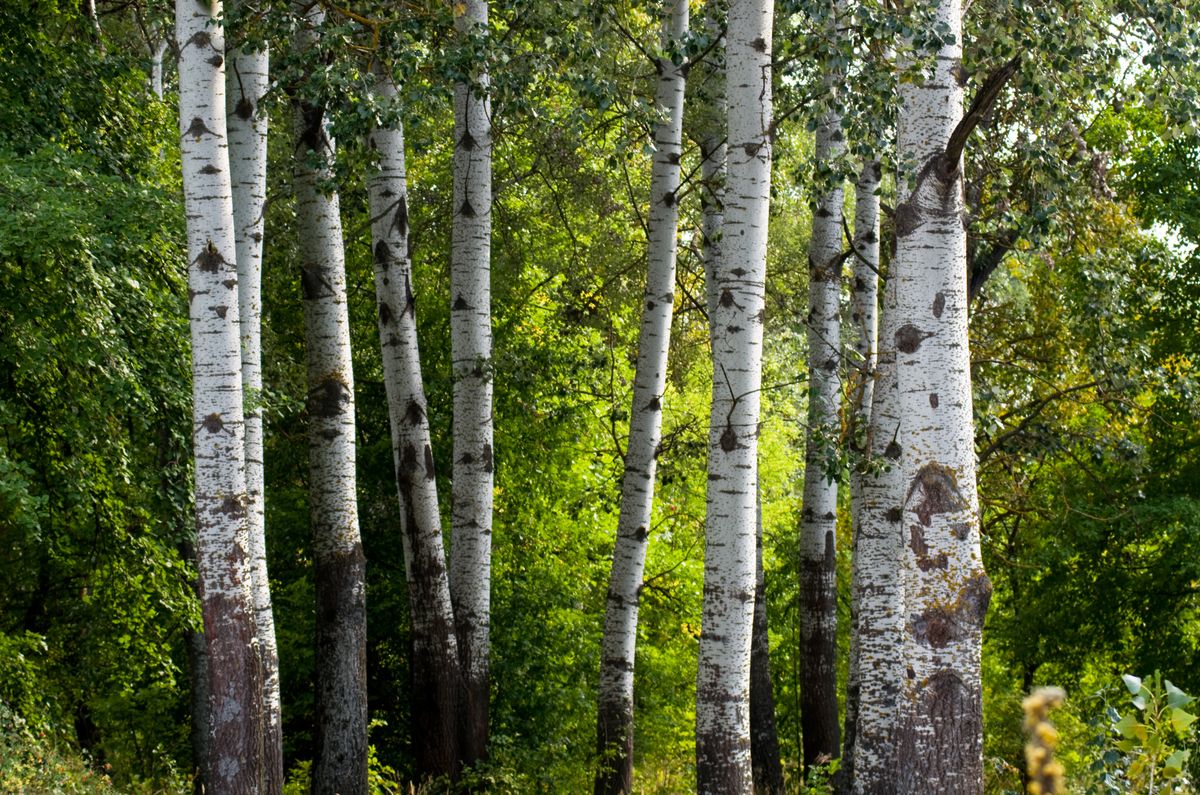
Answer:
(847, 165, 905, 795)
(226, 21, 282, 794)
(696, 0, 773, 790)
(150, 37, 168, 99)
(892, 2, 991, 789)
(175, 0, 264, 789)
(799, 3, 847, 766)
(367, 70, 464, 781)
(293, 7, 368, 792)
(593, 5, 689, 793)
(448, 0, 494, 765)
(749, 497, 784, 795)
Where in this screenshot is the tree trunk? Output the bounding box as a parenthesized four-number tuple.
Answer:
(225, 19, 283, 794)
(293, 7, 368, 793)
(178, 540, 211, 795)
(847, 162, 904, 795)
(891, 1, 991, 790)
(175, 1, 265, 790)
(593, 5, 689, 793)
(367, 69, 464, 782)
(799, 2, 847, 768)
(448, 0, 494, 767)
(695, 0, 773, 791)
(750, 497, 784, 795)
(150, 37, 168, 99)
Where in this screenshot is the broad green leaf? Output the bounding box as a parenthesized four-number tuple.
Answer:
(1115, 713, 1140, 739)
(1123, 674, 1143, 695)
(1170, 707, 1197, 733)
(1165, 679, 1196, 708)
(1164, 749, 1190, 777)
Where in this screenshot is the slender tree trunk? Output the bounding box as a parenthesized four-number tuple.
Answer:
(175, 1, 265, 790)
(448, 0, 494, 767)
(891, 1, 991, 790)
(594, 5, 689, 793)
(847, 162, 904, 795)
(82, 0, 104, 51)
(367, 69, 464, 782)
(293, 7, 368, 793)
(150, 37, 168, 99)
(799, 1, 847, 768)
(695, 0, 773, 791)
(750, 496, 784, 795)
(226, 20, 283, 795)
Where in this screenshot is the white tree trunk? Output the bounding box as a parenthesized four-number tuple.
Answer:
(594, 4, 688, 793)
(225, 20, 282, 794)
(175, 0, 264, 789)
(150, 37, 168, 99)
(798, 4, 847, 761)
(293, 7, 368, 792)
(842, 158, 882, 788)
(891, 2, 991, 790)
(696, 0, 773, 791)
(448, 0, 494, 765)
(367, 69, 463, 780)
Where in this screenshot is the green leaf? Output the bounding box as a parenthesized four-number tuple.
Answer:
(1165, 679, 1196, 708)
(1115, 713, 1140, 739)
(1163, 749, 1189, 777)
(1123, 674, 1143, 695)
(1170, 707, 1197, 734)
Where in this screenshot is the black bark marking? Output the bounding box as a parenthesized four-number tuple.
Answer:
(906, 463, 968, 527)
(635, 525, 648, 542)
(234, 97, 254, 121)
(646, 396, 661, 411)
(378, 302, 393, 326)
(374, 240, 393, 267)
(215, 494, 247, 519)
(666, 152, 681, 165)
(308, 375, 351, 418)
(222, 279, 237, 290)
(186, 31, 213, 50)
(894, 200, 923, 238)
(885, 441, 902, 460)
(199, 164, 221, 175)
(393, 196, 409, 237)
(298, 104, 325, 152)
(662, 190, 676, 208)
(909, 525, 948, 571)
(201, 413, 225, 434)
(207, 54, 224, 68)
(929, 393, 939, 409)
(886, 507, 902, 523)
(720, 426, 738, 452)
(932, 291, 946, 318)
(815, 206, 832, 219)
(423, 444, 436, 480)
(950, 60, 968, 87)
(742, 142, 762, 157)
(214, 305, 228, 319)
(184, 117, 218, 140)
(646, 299, 656, 311)
(752, 36, 767, 52)
(822, 357, 837, 372)
(895, 323, 934, 354)
(404, 399, 424, 426)
(460, 199, 476, 218)
(399, 444, 420, 484)
(459, 130, 477, 151)
(195, 242, 225, 274)
(403, 274, 415, 316)
(481, 443, 494, 473)
(914, 607, 957, 648)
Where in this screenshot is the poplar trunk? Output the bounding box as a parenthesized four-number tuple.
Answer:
(448, 0, 494, 766)
(367, 70, 463, 781)
(175, 0, 265, 789)
(891, 2, 991, 789)
(594, 5, 689, 793)
(226, 23, 283, 794)
(293, 7, 368, 792)
(750, 498, 784, 795)
(696, 1, 773, 791)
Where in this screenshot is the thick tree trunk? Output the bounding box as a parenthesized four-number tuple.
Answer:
(225, 21, 283, 794)
(891, 2, 991, 790)
(799, 2, 847, 768)
(750, 497, 784, 795)
(293, 7, 368, 793)
(593, 5, 689, 793)
(695, 1, 773, 791)
(847, 163, 904, 795)
(448, 0, 494, 767)
(367, 69, 464, 782)
(175, 1, 265, 790)
(178, 540, 211, 795)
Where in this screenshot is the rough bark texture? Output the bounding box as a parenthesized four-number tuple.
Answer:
(750, 498, 784, 795)
(891, 2, 991, 790)
(175, 1, 265, 790)
(293, 7, 368, 793)
(799, 2, 847, 768)
(448, 0, 494, 767)
(696, 1, 773, 791)
(594, 5, 688, 793)
(367, 70, 463, 782)
(225, 20, 283, 794)
(178, 540, 211, 794)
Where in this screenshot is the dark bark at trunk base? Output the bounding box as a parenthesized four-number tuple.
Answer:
(697, 730, 751, 795)
(894, 672, 984, 794)
(750, 521, 783, 794)
(313, 544, 368, 795)
(460, 667, 490, 770)
(595, 699, 634, 795)
(201, 590, 266, 794)
(799, 555, 840, 769)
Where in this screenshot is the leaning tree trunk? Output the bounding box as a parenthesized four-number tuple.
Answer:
(448, 0, 494, 767)
(367, 69, 463, 782)
(798, 1, 847, 768)
(293, 7, 368, 793)
(175, 0, 265, 790)
(891, 1, 991, 790)
(594, 4, 688, 793)
(695, 0, 773, 791)
(846, 161, 905, 795)
(225, 20, 283, 794)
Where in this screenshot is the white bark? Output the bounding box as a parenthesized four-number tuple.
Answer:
(891, 2, 990, 790)
(448, 0, 494, 760)
(798, 2, 847, 762)
(293, 6, 367, 792)
(595, 3, 688, 791)
(151, 37, 168, 99)
(225, 20, 282, 794)
(696, 0, 773, 791)
(367, 69, 462, 779)
(175, 0, 264, 789)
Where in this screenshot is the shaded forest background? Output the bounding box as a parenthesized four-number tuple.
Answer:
(1, 0, 1200, 791)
